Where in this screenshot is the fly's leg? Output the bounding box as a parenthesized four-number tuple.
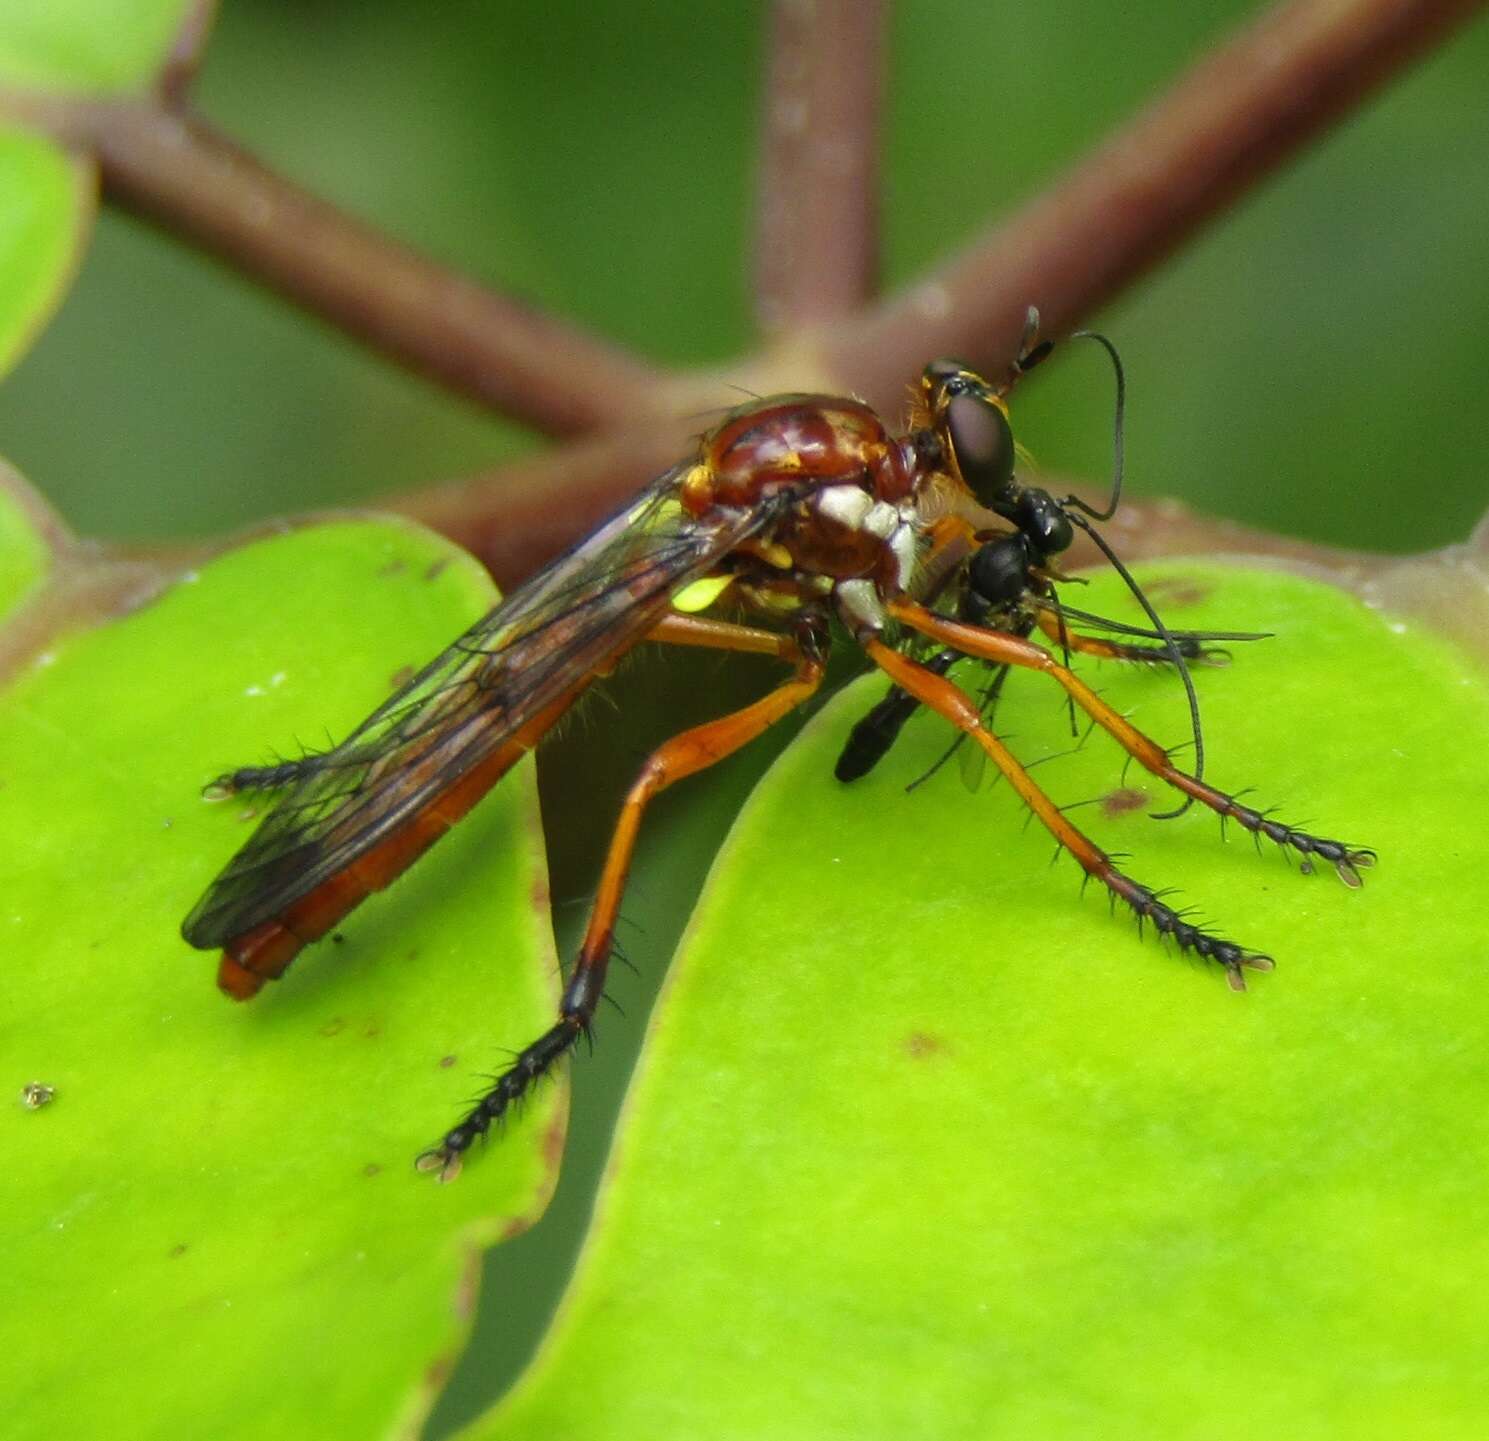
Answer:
(888, 600, 1375, 884)
(417, 620, 827, 1180)
(839, 614, 1237, 787)
(866, 640, 1274, 990)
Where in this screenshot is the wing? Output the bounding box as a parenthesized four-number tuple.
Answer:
(183, 468, 772, 946)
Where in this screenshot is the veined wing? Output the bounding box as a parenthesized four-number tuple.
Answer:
(184, 469, 774, 946)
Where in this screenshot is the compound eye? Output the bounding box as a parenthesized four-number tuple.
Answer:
(945, 392, 1015, 507)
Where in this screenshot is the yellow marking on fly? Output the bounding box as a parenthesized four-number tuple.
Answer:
(679, 464, 714, 511)
(739, 539, 794, 569)
(670, 574, 734, 613)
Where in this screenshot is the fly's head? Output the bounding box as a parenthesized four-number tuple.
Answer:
(919, 356, 1074, 567)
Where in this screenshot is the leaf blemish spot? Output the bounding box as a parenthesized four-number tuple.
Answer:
(1101, 787, 1148, 819)
(904, 1031, 945, 1060)
(1138, 576, 1210, 608)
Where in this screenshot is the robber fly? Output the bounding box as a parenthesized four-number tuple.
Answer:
(183, 311, 1373, 1180)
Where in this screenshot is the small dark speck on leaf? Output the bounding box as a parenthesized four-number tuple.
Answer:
(319, 1017, 346, 1037)
(168, 1243, 189, 1259)
(21, 1081, 56, 1109)
(363, 1021, 381, 1039)
(543, 1115, 567, 1170)
(376, 558, 407, 578)
(904, 1032, 944, 1060)
(388, 665, 416, 690)
(439, 1054, 457, 1069)
(363, 1163, 382, 1178)
(1101, 787, 1148, 819)
(1139, 575, 1210, 608)
(424, 557, 451, 582)
(332, 932, 345, 945)
(455, 1252, 484, 1319)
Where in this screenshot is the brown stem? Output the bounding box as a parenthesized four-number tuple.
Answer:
(826, 0, 1489, 410)
(392, 421, 699, 589)
(754, 0, 886, 334)
(18, 97, 665, 437)
(158, 0, 220, 106)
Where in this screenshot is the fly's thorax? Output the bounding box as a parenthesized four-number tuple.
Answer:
(683, 394, 909, 515)
(757, 481, 919, 594)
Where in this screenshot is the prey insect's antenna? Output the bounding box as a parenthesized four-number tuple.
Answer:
(1033, 322, 1199, 817)
(1061, 330, 1126, 522)
(1067, 512, 1204, 820)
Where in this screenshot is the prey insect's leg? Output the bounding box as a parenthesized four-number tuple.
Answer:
(1033, 612, 1225, 666)
(835, 645, 967, 783)
(888, 600, 1374, 884)
(865, 641, 1273, 989)
(418, 638, 827, 1181)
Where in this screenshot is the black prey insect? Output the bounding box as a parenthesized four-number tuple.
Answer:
(182, 310, 1374, 1179)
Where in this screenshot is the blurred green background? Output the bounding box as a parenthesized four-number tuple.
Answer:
(3, 0, 1486, 551)
(4, 2, 1486, 1434)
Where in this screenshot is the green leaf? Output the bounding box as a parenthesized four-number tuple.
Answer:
(0, 0, 197, 95)
(472, 565, 1489, 1440)
(1, 515, 563, 1441)
(0, 453, 56, 618)
(0, 125, 91, 381)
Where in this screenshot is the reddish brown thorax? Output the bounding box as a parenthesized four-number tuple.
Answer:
(681, 395, 920, 516)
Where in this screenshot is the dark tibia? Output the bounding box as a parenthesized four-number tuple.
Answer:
(1172, 774, 1377, 886)
(1100, 869, 1274, 991)
(204, 757, 323, 796)
(417, 1009, 589, 1182)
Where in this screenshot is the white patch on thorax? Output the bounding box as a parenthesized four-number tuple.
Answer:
(861, 501, 900, 539)
(835, 579, 885, 636)
(889, 522, 918, 591)
(814, 484, 874, 531)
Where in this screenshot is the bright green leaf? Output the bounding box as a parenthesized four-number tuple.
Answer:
(0, 126, 91, 380)
(0, 455, 54, 617)
(475, 566, 1489, 1441)
(0, 0, 197, 94)
(1, 517, 563, 1441)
